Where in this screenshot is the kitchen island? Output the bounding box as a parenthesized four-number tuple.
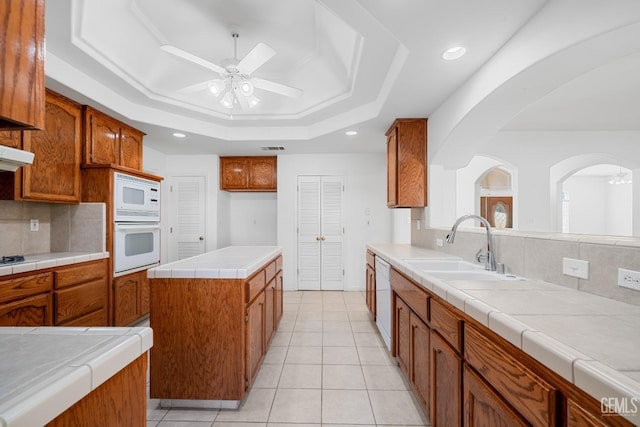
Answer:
(0, 326, 152, 426)
(147, 246, 282, 408)
(368, 243, 640, 426)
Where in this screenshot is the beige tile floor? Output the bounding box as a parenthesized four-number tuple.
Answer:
(146, 291, 430, 427)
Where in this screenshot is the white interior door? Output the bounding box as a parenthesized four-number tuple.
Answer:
(297, 175, 344, 290)
(168, 176, 206, 261)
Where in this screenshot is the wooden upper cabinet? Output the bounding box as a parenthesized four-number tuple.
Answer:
(120, 124, 144, 170)
(21, 90, 83, 203)
(0, 0, 45, 130)
(83, 106, 145, 170)
(220, 156, 277, 191)
(0, 90, 82, 203)
(0, 131, 22, 148)
(386, 118, 427, 208)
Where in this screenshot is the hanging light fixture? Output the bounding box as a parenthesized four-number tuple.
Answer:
(608, 168, 633, 185)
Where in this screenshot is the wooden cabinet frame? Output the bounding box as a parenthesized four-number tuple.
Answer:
(220, 156, 277, 191)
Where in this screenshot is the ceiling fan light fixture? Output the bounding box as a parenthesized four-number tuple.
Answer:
(240, 80, 254, 96)
(220, 91, 234, 109)
(442, 46, 466, 60)
(247, 94, 260, 108)
(208, 80, 225, 96)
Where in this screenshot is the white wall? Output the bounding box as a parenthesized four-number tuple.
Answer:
(229, 193, 277, 245)
(277, 153, 392, 291)
(143, 146, 222, 263)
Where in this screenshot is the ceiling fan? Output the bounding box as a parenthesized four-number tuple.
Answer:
(161, 32, 302, 110)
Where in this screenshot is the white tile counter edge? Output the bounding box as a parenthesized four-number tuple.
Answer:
(0, 252, 110, 277)
(368, 243, 640, 423)
(0, 326, 152, 427)
(148, 246, 282, 279)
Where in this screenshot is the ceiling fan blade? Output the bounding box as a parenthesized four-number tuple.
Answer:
(237, 42, 276, 75)
(253, 78, 303, 98)
(177, 79, 213, 94)
(161, 44, 226, 75)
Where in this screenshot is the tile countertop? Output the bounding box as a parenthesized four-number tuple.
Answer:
(369, 243, 640, 424)
(0, 252, 110, 277)
(0, 326, 153, 427)
(147, 246, 282, 279)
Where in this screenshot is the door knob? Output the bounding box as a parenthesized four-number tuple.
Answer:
(199, 236, 204, 241)
(321, 236, 326, 241)
(316, 236, 321, 241)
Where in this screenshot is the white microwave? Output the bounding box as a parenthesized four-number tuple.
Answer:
(114, 172, 160, 222)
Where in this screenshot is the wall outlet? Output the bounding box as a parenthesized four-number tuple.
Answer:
(618, 268, 640, 291)
(30, 219, 39, 232)
(562, 258, 589, 279)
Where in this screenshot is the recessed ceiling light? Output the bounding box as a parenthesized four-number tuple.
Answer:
(345, 130, 358, 136)
(442, 46, 466, 61)
(173, 132, 186, 138)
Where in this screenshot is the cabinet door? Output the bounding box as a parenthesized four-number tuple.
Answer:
(220, 157, 249, 190)
(139, 273, 150, 316)
(410, 311, 430, 415)
(264, 279, 276, 346)
(21, 90, 82, 203)
(275, 270, 283, 326)
(0, 292, 52, 326)
(120, 125, 143, 170)
(0, 131, 21, 147)
(113, 274, 140, 326)
(248, 157, 276, 190)
(386, 128, 398, 207)
(463, 365, 527, 427)
(0, 0, 45, 130)
(431, 331, 462, 427)
(85, 107, 120, 165)
(366, 264, 376, 316)
(395, 295, 411, 376)
(246, 292, 265, 387)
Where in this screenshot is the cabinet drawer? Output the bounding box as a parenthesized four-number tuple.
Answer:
(275, 255, 282, 272)
(464, 324, 556, 427)
(247, 269, 266, 303)
(58, 307, 108, 327)
(0, 273, 53, 303)
(55, 259, 106, 289)
(390, 268, 428, 323)
(54, 279, 107, 324)
(265, 260, 277, 283)
(366, 251, 375, 268)
(430, 298, 462, 352)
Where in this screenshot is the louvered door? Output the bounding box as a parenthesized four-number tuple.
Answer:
(168, 176, 206, 261)
(297, 176, 344, 290)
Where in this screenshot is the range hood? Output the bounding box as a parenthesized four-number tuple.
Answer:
(0, 146, 34, 172)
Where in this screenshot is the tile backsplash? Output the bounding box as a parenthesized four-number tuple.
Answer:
(0, 201, 105, 256)
(412, 224, 640, 306)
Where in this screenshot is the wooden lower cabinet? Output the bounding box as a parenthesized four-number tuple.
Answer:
(380, 260, 634, 427)
(410, 311, 430, 413)
(395, 295, 411, 376)
(366, 263, 376, 316)
(47, 354, 147, 427)
(246, 291, 266, 387)
(431, 330, 462, 427)
(150, 254, 283, 402)
(113, 269, 149, 326)
(0, 130, 21, 147)
(463, 365, 528, 427)
(54, 259, 108, 326)
(0, 292, 52, 326)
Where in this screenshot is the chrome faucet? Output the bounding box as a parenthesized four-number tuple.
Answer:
(445, 214, 497, 271)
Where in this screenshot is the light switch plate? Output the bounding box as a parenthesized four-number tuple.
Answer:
(563, 258, 589, 279)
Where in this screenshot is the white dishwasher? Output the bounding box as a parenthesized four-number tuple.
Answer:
(375, 256, 392, 350)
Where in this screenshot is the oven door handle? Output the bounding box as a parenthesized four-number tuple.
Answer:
(114, 223, 160, 232)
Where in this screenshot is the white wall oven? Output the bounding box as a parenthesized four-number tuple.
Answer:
(113, 172, 161, 276)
